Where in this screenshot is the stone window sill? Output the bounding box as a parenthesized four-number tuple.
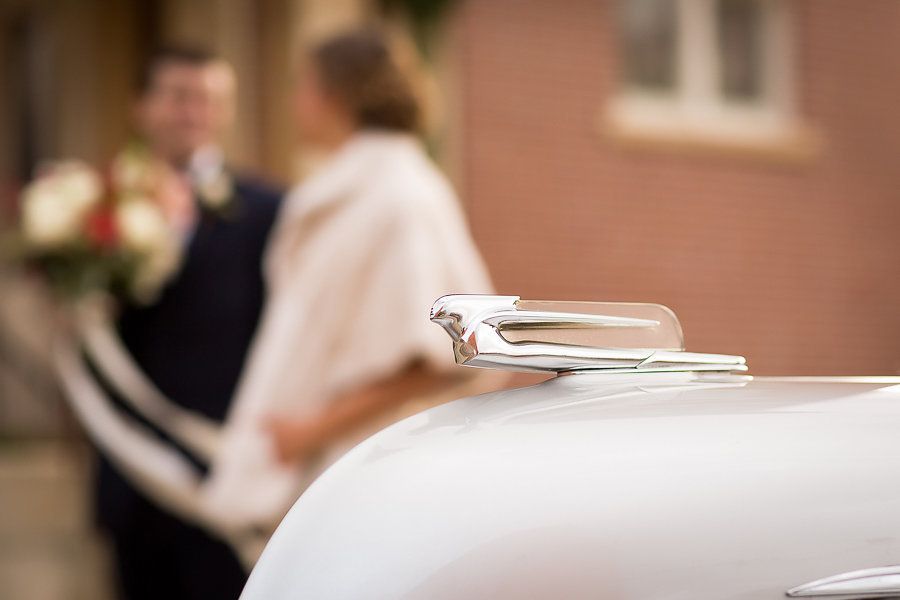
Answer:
(599, 108, 823, 166)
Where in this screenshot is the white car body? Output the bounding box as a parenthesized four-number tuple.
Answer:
(241, 297, 900, 599)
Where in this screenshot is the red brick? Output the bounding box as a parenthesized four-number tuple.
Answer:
(452, 0, 900, 375)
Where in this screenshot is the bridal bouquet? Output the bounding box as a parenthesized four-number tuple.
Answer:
(18, 150, 184, 303)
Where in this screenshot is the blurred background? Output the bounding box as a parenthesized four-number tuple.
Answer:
(1, 0, 899, 598)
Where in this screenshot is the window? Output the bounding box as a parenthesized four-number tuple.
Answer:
(609, 0, 803, 149)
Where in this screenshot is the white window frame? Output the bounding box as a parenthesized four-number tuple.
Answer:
(608, 0, 798, 145)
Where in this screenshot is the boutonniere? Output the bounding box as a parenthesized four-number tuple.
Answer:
(196, 169, 237, 216)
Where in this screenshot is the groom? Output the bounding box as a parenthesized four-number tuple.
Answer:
(93, 47, 281, 599)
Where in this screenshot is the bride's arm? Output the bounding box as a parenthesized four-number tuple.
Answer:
(266, 360, 462, 464)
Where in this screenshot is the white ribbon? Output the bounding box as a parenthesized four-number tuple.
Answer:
(53, 300, 268, 568)
(74, 297, 221, 462)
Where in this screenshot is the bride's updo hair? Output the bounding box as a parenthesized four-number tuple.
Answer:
(313, 27, 421, 133)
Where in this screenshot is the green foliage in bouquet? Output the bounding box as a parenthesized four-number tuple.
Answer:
(27, 240, 142, 301)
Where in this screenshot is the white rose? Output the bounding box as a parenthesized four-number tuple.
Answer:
(22, 189, 77, 247)
(131, 244, 182, 303)
(20, 161, 103, 248)
(21, 182, 86, 248)
(115, 199, 172, 254)
(111, 151, 155, 193)
(52, 161, 103, 213)
(115, 199, 182, 301)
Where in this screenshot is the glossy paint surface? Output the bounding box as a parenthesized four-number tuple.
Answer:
(242, 373, 900, 599)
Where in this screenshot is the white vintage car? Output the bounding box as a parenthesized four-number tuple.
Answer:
(241, 295, 900, 599)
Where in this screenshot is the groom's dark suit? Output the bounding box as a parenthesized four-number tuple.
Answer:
(94, 175, 281, 600)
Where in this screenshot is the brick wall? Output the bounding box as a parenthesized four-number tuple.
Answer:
(452, 0, 900, 375)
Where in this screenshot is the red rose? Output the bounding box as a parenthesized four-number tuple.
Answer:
(86, 205, 119, 249)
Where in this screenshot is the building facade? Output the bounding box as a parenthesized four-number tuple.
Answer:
(453, 0, 900, 375)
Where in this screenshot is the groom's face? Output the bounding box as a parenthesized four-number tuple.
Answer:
(136, 60, 236, 166)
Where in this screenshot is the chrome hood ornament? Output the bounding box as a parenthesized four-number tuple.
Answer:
(431, 294, 747, 374)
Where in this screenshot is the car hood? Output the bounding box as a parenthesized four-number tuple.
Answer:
(242, 373, 900, 599)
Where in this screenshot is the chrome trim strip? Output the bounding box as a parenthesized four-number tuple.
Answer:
(786, 566, 900, 597)
(481, 309, 660, 330)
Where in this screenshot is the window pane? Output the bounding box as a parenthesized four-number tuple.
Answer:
(717, 0, 764, 101)
(619, 0, 678, 91)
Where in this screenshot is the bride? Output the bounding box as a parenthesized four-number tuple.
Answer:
(203, 27, 497, 527)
